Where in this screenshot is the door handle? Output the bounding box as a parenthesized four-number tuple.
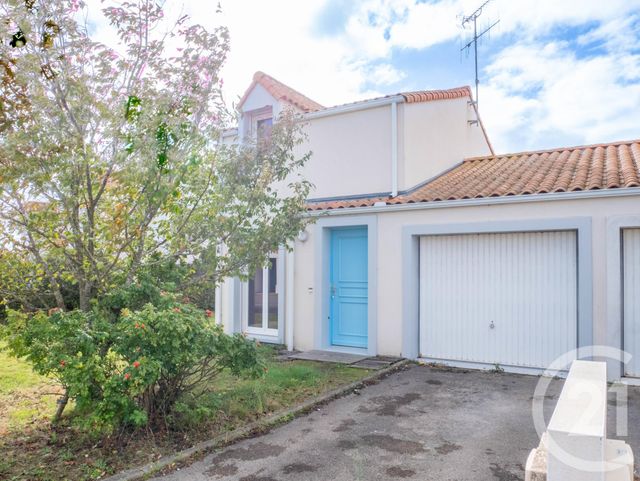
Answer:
(331, 285, 337, 298)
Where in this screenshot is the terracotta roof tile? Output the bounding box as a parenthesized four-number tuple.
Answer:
(306, 139, 640, 211)
(401, 86, 472, 103)
(238, 71, 324, 113)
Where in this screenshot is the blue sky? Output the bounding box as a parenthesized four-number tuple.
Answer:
(90, 0, 640, 154)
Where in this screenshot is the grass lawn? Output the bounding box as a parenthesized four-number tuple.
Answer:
(0, 344, 369, 481)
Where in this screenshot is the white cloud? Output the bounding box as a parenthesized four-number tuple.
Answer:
(369, 63, 406, 85)
(387, 0, 465, 50)
(481, 32, 640, 152)
(193, 0, 390, 107)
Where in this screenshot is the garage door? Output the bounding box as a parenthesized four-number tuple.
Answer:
(419, 231, 578, 369)
(623, 228, 640, 378)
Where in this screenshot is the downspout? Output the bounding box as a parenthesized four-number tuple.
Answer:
(390, 99, 399, 197)
(285, 248, 295, 351)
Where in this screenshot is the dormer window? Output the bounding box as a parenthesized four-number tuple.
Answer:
(245, 106, 273, 142)
(257, 117, 272, 141)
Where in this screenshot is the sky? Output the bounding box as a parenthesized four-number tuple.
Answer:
(88, 0, 640, 154)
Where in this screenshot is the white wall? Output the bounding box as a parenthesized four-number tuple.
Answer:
(300, 105, 393, 199)
(241, 84, 280, 118)
(237, 84, 492, 200)
(290, 195, 640, 375)
(400, 97, 492, 191)
(298, 98, 492, 199)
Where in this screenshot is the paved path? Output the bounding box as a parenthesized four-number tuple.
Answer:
(152, 364, 640, 481)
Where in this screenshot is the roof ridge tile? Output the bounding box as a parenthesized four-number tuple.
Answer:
(238, 71, 324, 113)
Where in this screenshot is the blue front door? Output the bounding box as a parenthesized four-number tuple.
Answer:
(330, 227, 368, 348)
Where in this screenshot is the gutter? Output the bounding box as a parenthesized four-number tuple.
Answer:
(306, 187, 640, 216)
(304, 95, 405, 120)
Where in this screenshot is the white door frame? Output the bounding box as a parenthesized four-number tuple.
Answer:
(313, 215, 378, 356)
(241, 247, 285, 344)
(402, 217, 593, 365)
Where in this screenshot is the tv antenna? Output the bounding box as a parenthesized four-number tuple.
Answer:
(460, 0, 499, 108)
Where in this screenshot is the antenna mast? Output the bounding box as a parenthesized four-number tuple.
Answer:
(461, 0, 499, 108)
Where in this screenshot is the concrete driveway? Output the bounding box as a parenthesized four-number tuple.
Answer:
(152, 364, 640, 481)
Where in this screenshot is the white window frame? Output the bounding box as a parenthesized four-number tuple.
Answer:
(247, 106, 273, 140)
(241, 250, 284, 342)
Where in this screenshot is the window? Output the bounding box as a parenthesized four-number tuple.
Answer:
(247, 268, 263, 328)
(256, 117, 273, 141)
(267, 258, 278, 329)
(244, 105, 273, 141)
(245, 257, 279, 334)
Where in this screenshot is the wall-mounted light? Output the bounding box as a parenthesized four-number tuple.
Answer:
(297, 230, 308, 242)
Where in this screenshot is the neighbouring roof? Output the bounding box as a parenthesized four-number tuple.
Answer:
(306, 139, 640, 211)
(238, 71, 325, 113)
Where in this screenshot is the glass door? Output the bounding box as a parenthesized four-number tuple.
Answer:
(246, 257, 279, 336)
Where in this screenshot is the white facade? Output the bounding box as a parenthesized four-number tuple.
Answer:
(217, 73, 640, 381)
(287, 193, 640, 381)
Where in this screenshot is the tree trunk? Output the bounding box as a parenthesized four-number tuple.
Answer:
(78, 278, 92, 312)
(53, 390, 69, 424)
(50, 276, 66, 311)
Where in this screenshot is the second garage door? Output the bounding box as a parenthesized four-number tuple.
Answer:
(623, 228, 640, 378)
(419, 231, 578, 370)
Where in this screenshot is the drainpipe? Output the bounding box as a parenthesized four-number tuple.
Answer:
(285, 248, 295, 351)
(390, 100, 398, 197)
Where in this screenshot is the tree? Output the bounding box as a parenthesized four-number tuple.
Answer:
(4, 299, 266, 429)
(0, 0, 312, 314)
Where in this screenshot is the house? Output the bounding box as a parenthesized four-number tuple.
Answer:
(217, 71, 640, 382)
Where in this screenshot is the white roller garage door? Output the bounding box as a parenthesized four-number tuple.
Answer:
(419, 231, 578, 370)
(623, 228, 640, 378)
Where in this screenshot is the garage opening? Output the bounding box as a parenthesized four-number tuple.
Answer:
(623, 228, 640, 378)
(419, 230, 578, 370)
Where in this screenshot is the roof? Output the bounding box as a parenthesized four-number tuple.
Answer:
(238, 71, 325, 113)
(238, 71, 474, 115)
(306, 139, 640, 211)
(401, 86, 472, 103)
(308, 85, 473, 113)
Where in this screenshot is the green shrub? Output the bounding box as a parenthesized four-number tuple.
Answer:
(1, 302, 264, 430)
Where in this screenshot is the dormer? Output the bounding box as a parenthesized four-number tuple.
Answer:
(236, 71, 323, 140)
